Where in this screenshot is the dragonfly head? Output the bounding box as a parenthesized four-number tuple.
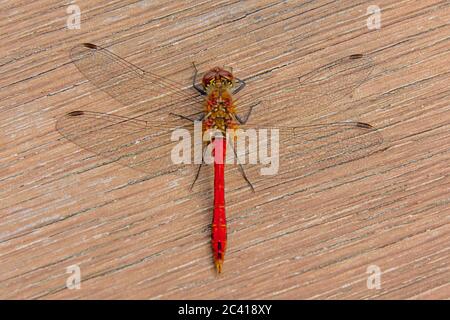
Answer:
(202, 67, 234, 90)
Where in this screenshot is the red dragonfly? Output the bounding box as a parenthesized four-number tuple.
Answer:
(57, 43, 384, 273)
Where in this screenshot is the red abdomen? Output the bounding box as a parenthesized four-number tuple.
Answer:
(212, 137, 227, 273)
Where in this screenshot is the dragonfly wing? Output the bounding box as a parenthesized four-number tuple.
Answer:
(236, 54, 374, 125)
(70, 43, 203, 120)
(297, 54, 373, 101)
(57, 111, 202, 177)
(226, 122, 385, 190)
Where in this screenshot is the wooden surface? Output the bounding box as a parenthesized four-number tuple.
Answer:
(1, 0, 449, 299)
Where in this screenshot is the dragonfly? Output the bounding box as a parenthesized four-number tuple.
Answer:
(57, 42, 384, 273)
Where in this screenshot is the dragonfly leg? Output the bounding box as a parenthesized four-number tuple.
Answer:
(190, 144, 208, 190)
(232, 78, 246, 95)
(235, 101, 258, 125)
(170, 112, 205, 122)
(229, 140, 255, 192)
(192, 62, 207, 95)
(189, 163, 203, 190)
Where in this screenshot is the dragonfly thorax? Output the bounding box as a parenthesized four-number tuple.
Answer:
(203, 88, 238, 134)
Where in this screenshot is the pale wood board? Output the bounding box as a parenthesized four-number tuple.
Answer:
(0, 0, 449, 299)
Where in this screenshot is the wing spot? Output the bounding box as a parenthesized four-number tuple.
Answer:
(356, 122, 373, 129)
(349, 53, 364, 60)
(83, 43, 98, 49)
(67, 110, 84, 117)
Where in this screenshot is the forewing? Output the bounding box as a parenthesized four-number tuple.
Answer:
(70, 43, 203, 120)
(236, 54, 374, 125)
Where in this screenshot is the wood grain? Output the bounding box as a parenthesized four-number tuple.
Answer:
(1, 0, 449, 299)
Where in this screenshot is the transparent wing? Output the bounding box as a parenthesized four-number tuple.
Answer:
(225, 121, 385, 190)
(70, 43, 203, 121)
(236, 54, 375, 126)
(56, 111, 202, 177)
